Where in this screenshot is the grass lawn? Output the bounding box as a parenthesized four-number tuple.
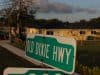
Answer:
(77, 40, 100, 67)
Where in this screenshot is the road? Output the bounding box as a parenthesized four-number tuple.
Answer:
(0, 46, 42, 75)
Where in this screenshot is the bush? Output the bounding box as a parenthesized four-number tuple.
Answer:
(11, 38, 25, 50)
(75, 61, 100, 75)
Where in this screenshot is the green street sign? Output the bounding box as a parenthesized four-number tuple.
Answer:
(4, 68, 65, 75)
(26, 34, 76, 74)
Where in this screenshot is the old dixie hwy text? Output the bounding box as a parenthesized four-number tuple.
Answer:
(26, 40, 72, 64)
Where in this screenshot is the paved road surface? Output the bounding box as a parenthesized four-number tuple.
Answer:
(0, 46, 43, 75)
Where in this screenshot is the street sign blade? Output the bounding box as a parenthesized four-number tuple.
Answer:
(4, 68, 65, 75)
(26, 34, 76, 74)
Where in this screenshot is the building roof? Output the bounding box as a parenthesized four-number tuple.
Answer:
(26, 20, 100, 29)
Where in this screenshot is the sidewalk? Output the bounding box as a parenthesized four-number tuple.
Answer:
(0, 40, 43, 66)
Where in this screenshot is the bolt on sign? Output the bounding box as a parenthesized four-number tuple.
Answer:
(26, 34, 76, 74)
(4, 68, 65, 75)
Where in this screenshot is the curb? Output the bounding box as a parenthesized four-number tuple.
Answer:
(0, 40, 43, 66)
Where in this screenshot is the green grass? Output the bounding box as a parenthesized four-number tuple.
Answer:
(77, 40, 100, 67)
(77, 40, 100, 52)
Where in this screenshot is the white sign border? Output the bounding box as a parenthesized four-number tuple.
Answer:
(4, 68, 64, 75)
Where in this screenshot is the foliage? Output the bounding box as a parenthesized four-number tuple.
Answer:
(2, 0, 37, 41)
(76, 61, 100, 75)
(76, 40, 100, 75)
(11, 38, 25, 50)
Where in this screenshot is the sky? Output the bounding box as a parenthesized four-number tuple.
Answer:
(0, 0, 10, 9)
(0, 0, 100, 22)
(35, 0, 100, 22)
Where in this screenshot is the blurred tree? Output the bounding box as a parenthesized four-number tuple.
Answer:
(3, 0, 38, 41)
